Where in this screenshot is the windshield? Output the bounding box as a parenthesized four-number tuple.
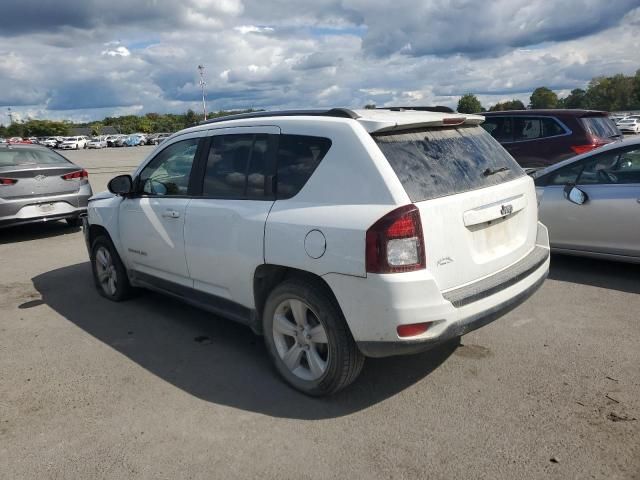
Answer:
(0, 148, 71, 167)
(581, 116, 621, 138)
(374, 126, 524, 202)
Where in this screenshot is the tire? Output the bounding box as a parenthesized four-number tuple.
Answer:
(90, 235, 133, 301)
(66, 217, 81, 227)
(75, 144, 79, 150)
(262, 278, 364, 396)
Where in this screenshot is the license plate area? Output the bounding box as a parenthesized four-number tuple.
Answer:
(38, 203, 56, 213)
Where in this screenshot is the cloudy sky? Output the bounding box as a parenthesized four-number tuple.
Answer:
(1, 0, 639, 123)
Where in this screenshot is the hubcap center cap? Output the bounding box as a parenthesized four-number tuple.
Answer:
(296, 328, 310, 346)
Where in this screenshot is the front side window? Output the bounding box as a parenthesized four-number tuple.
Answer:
(202, 134, 270, 199)
(578, 147, 640, 185)
(542, 146, 640, 187)
(138, 138, 199, 196)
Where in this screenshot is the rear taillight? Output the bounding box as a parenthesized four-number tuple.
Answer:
(366, 204, 426, 273)
(571, 137, 608, 155)
(0, 178, 18, 185)
(61, 169, 89, 180)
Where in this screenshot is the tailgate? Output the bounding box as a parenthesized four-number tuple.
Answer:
(416, 175, 537, 290)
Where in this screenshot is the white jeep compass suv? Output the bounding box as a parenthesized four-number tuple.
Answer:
(83, 107, 550, 395)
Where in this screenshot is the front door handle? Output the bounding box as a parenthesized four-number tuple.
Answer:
(162, 209, 180, 219)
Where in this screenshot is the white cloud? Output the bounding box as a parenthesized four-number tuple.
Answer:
(0, 1, 638, 122)
(101, 46, 131, 57)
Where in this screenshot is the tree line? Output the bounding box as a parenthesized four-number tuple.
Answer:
(457, 70, 640, 113)
(0, 108, 258, 138)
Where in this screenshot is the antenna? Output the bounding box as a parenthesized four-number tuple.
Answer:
(198, 65, 207, 121)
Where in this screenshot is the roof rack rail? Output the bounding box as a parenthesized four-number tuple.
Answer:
(198, 108, 359, 126)
(377, 106, 456, 113)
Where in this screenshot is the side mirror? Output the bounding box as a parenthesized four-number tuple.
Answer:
(108, 175, 133, 195)
(564, 185, 587, 205)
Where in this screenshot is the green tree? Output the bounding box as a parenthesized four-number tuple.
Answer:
(585, 74, 636, 111)
(489, 99, 526, 111)
(364, 104, 376, 109)
(529, 87, 558, 109)
(560, 88, 588, 109)
(457, 93, 483, 113)
(91, 122, 103, 136)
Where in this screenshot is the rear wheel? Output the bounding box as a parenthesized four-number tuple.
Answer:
(90, 236, 133, 301)
(263, 278, 364, 396)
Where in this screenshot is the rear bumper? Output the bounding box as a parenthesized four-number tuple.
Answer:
(325, 222, 550, 358)
(0, 187, 92, 228)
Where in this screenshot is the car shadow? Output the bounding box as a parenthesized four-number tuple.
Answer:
(0, 221, 80, 245)
(549, 253, 640, 294)
(32, 263, 456, 419)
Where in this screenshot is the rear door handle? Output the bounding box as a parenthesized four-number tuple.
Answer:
(162, 209, 180, 219)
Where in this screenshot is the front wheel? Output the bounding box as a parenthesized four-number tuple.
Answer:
(90, 236, 133, 301)
(262, 278, 364, 396)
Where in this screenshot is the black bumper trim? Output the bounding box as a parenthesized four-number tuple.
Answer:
(357, 264, 548, 358)
(442, 246, 550, 308)
(0, 210, 85, 229)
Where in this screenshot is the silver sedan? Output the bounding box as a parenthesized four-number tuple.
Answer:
(0, 144, 92, 228)
(532, 136, 640, 263)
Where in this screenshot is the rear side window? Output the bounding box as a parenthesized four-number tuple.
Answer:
(374, 126, 524, 202)
(513, 117, 566, 141)
(580, 116, 621, 139)
(482, 117, 513, 142)
(0, 148, 70, 167)
(276, 135, 331, 199)
(203, 134, 270, 199)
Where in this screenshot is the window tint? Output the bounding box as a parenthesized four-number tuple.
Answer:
(139, 138, 198, 196)
(513, 117, 565, 141)
(482, 117, 513, 142)
(276, 135, 331, 199)
(374, 126, 524, 202)
(202, 134, 270, 199)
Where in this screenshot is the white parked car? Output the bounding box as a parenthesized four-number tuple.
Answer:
(41, 137, 61, 148)
(87, 137, 107, 149)
(59, 136, 88, 150)
(616, 117, 640, 134)
(83, 108, 550, 395)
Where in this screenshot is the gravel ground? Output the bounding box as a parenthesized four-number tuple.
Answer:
(0, 146, 638, 479)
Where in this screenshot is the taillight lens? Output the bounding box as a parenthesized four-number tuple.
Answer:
(571, 137, 608, 155)
(61, 169, 89, 180)
(0, 178, 18, 186)
(366, 204, 426, 273)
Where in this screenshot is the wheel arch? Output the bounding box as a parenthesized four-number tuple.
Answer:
(252, 264, 346, 335)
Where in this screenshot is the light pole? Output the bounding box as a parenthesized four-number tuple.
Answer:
(7, 107, 13, 125)
(198, 65, 207, 121)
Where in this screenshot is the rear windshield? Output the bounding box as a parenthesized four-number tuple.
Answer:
(581, 116, 621, 139)
(373, 126, 524, 202)
(0, 148, 70, 167)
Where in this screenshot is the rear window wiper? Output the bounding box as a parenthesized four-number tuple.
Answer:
(483, 166, 510, 177)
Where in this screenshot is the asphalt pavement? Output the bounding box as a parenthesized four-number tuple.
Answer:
(0, 146, 638, 479)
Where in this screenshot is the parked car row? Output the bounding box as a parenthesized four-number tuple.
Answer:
(0, 133, 173, 149)
(615, 115, 640, 134)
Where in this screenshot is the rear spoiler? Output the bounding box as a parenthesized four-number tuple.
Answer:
(359, 114, 485, 134)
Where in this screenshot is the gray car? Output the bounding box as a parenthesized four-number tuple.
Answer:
(0, 144, 92, 228)
(533, 136, 640, 263)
